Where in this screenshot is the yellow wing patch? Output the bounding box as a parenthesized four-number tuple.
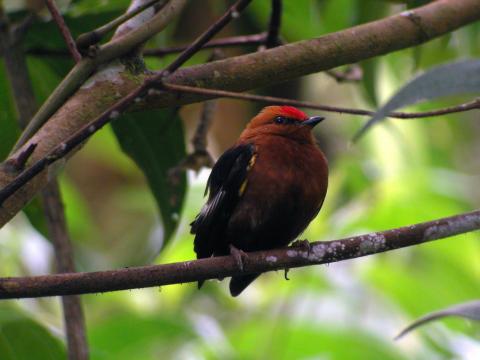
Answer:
(238, 153, 257, 196)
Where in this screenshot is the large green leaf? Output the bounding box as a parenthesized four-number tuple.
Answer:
(0, 306, 66, 360)
(355, 59, 480, 140)
(112, 108, 186, 249)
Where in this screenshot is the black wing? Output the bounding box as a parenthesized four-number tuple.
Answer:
(191, 143, 255, 260)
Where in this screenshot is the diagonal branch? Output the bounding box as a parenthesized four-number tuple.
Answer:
(44, 0, 81, 62)
(76, 0, 165, 49)
(0, 209, 478, 299)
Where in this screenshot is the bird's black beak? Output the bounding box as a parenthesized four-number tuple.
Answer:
(302, 116, 325, 127)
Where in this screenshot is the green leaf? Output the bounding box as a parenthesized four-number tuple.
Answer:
(0, 306, 66, 360)
(396, 300, 480, 339)
(354, 59, 480, 140)
(88, 311, 195, 359)
(229, 321, 407, 360)
(112, 108, 186, 249)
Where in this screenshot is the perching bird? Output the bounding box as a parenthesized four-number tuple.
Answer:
(191, 105, 328, 296)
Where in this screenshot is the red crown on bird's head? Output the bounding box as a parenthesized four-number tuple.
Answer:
(260, 106, 308, 121)
(278, 106, 308, 120)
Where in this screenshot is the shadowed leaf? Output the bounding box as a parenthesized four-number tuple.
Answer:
(112, 108, 186, 250)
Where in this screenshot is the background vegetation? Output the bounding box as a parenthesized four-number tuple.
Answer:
(0, 0, 479, 359)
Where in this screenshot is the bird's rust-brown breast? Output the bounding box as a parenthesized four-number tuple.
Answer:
(227, 135, 328, 250)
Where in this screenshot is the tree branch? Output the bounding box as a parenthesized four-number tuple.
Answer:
(0, 209, 478, 299)
(264, 0, 282, 48)
(143, 33, 268, 56)
(42, 181, 88, 360)
(44, 0, 81, 62)
(1, 0, 479, 227)
(160, 83, 480, 119)
(27, 33, 269, 58)
(76, 0, 165, 49)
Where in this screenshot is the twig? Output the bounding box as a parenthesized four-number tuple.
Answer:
(44, 0, 81, 63)
(76, 0, 165, 49)
(0, 208, 478, 299)
(42, 181, 88, 360)
(10, 14, 35, 45)
(160, 83, 480, 119)
(169, 51, 224, 176)
(2, 143, 37, 173)
(169, 99, 216, 176)
(162, 0, 253, 76)
(144, 33, 267, 56)
(264, 0, 282, 48)
(325, 65, 363, 83)
(28, 33, 269, 58)
(0, 0, 252, 207)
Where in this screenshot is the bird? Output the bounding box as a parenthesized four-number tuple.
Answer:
(191, 105, 328, 296)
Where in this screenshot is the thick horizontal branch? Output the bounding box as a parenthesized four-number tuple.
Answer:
(0, 209, 478, 299)
(147, 0, 480, 108)
(1, 0, 479, 227)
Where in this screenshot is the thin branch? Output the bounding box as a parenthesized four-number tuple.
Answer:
(160, 83, 480, 119)
(26, 33, 268, 57)
(0, 209, 478, 299)
(144, 33, 267, 57)
(325, 65, 363, 83)
(76, 0, 165, 49)
(1, 13, 88, 358)
(0, 0, 252, 207)
(44, 0, 81, 63)
(264, 0, 282, 48)
(162, 0, 253, 76)
(169, 50, 225, 176)
(168, 99, 216, 176)
(2, 143, 37, 173)
(42, 181, 88, 360)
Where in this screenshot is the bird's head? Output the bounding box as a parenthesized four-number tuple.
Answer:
(241, 106, 324, 143)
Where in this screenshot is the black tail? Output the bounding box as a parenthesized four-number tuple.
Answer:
(229, 274, 260, 297)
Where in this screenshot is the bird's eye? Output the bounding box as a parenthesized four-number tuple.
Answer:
(274, 116, 286, 124)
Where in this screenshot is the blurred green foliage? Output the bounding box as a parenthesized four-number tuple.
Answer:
(0, 0, 479, 359)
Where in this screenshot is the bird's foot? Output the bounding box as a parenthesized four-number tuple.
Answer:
(284, 268, 290, 280)
(229, 244, 248, 271)
(291, 239, 311, 254)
